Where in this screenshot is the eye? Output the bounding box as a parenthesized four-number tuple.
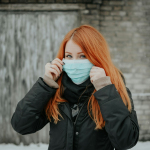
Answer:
(66, 55, 72, 58)
(65, 54, 86, 58)
(80, 55, 86, 58)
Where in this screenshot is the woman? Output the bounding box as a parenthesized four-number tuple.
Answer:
(11, 25, 139, 150)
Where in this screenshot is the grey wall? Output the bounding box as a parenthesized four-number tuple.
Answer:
(0, 11, 80, 144)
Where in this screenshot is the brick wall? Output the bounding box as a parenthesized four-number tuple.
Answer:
(98, 0, 150, 141)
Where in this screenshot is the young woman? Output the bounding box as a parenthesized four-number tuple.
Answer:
(11, 25, 139, 150)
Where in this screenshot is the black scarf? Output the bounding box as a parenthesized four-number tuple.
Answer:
(61, 72, 95, 121)
(62, 71, 95, 104)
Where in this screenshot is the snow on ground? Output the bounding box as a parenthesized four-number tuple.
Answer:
(0, 143, 47, 150)
(0, 141, 150, 150)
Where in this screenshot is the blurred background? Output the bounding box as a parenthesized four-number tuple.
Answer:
(0, 0, 150, 149)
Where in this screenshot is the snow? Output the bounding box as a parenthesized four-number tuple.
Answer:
(0, 143, 48, 150)
(0, 141, 150, 150)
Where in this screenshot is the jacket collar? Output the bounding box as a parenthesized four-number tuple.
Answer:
(59, 102, 72, 121)
(59, 71, 95, 122)
(61, 71, 94, 105)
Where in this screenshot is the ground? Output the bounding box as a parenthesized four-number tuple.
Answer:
(0, 141, 150, 150)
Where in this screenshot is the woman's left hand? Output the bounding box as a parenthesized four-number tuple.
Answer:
(90, 66, 106, 83)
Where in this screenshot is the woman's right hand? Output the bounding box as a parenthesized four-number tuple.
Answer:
(44, 58, 64, 81)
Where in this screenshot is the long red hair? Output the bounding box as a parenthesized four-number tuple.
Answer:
(44, 24, 132, 130)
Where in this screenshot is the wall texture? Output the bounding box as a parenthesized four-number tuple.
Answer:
(98, 0, 150, 141)
(0, 0, 150, 144)
(0, 10, 80, 144)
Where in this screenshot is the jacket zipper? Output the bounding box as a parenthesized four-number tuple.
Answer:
(73, 83, 94, 126)
(62, 83, 94, 126)
(73, 99, 88, 126)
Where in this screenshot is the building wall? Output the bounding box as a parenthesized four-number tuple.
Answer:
(98, 0, 150, 141)
(0, 0, 150, 144)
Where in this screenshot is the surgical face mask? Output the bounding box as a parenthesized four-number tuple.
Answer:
(62, 58, 94, 85)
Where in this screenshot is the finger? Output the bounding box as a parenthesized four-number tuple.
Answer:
(89, 72, 95, 78)
(52, 61, 63, 72)
(92, 66, 103, 70)
(90, 76, 95, 83)
(55, 58, 64, 66)
(90, 69, 98, 73)
(91, 76, 97, 82)
(91, 66, 97, 69)
(50, 64, 61, 75)
(91, 67, 101, 70)
(90, 68, 102, 73)
(46, 62, 51, 67)
(49, 62, 62, 72)
(49, 68, 59, 77)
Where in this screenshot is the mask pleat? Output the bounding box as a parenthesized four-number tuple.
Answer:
(62, 58, 94, 84)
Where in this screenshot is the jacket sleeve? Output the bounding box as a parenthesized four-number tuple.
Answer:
(11, 77, 57, 135)
(93, 84, 139, 150)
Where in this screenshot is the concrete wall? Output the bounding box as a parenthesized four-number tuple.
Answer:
(0, 10, 80, 144)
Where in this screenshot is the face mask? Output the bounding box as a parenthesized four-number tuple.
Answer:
(62, 58, 94, 85)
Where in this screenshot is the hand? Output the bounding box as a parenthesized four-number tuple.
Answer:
(89, 66, 106, 83)
(44, 58, 64, 81)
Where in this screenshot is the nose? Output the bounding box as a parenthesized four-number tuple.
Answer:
(73, 57, 81, 60)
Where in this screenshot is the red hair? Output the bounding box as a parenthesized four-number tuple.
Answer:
(44, 24, 132, 130)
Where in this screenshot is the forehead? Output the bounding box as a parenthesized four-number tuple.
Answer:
(65, 39, 83, 53)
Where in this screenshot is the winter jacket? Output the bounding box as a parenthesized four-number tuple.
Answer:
(11, 75, 139, 150)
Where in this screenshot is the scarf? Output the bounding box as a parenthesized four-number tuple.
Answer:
(61, 72, 95, 122)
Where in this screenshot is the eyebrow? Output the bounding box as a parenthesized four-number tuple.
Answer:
(65, 52, 84, 54)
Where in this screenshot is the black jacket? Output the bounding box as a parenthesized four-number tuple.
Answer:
(11, 77, 139, 150)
